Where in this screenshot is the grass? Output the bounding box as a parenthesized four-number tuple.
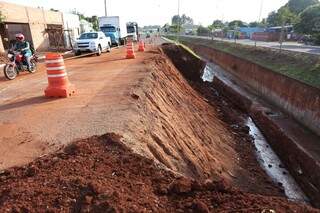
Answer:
(165, 35, 320, 89)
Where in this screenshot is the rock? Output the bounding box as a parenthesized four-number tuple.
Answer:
(25, 166, 38, 177)
(192, 201, 210, 213)
(84, 195, 93, 204)
(168, 177, 192, 194)
(131, 93, 140, 100)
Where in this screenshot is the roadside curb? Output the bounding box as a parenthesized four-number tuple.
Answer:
(161, 36, 175, 43)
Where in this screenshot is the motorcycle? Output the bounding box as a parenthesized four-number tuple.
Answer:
(3, 50, 38, 80)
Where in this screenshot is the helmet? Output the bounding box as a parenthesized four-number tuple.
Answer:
(15, 33, 25, 41)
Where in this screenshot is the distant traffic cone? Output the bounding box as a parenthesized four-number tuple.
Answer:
(138, 40, 145, 52)
(126, 39, 136, 59)
(44, 53, 75, 98)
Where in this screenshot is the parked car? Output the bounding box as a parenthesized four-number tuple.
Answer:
(74, 32, 111, 56)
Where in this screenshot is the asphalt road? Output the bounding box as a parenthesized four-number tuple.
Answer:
(179, 35, 320, 55)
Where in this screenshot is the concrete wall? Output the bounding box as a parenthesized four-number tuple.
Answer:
(63, 13, 80, 48)
(183, 42, 320, 136)
(0, 1, 63, 51)
(0, 34, 4, 52)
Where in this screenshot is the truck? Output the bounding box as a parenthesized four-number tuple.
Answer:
(127, 22, 139, 41)
(99, 16, 127, 46)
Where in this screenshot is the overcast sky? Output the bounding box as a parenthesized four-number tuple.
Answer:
(3, 0, 288, 26)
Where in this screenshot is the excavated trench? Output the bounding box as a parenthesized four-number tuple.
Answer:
(161, 43, 310, 205)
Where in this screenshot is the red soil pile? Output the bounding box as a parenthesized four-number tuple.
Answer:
(0, 133, 318, 212)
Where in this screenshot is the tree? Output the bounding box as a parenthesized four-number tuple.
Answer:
(0, 10, 5, 23)
(295, 3, 320, 44)
(287, 0, 319, 14)
(295, 4, 320, 33)
(197, 25, 210, 36)
(171, 14, 193, 26)
(86, 16, 99, 31)
(228, 20, 247, 29)
(267, 11, 279, 26)
(249, 22, 260, 27)
(50, 8, 59, 12)
(71, 10, 99, 31)
(266, 6, 298, 26)
(278, 6, 298, 25)
(212, 20, 225, 29)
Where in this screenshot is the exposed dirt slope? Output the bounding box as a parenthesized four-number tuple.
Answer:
(126, 49, 238, 182)
(0, 134, 318, 212)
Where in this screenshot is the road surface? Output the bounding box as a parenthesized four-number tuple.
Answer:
(178, 35, 320, 55)
(0, 46, 152, 169)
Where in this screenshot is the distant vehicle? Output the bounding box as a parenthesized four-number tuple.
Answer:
(99, 16, 127, 46)
(146, 33, 151, 38)
(127, 22, 139, 41)
(74, 32, 111, 56)
(3, 50, 38, 80)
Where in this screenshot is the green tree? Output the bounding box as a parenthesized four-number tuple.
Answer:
(228, 20, 247, 29)
(87, 16, 99, 31)
(212, 20, 225, 29)
(295, 3, 320, 44)
(0, 10, 5, 23)
(287, 0, 319, 14)
(171, 14, 193, 26)
(267, 6, 298, 26)
(71, 10, 99, 31)
(197, 25, 210, 35)
(278, 6, 298, 25)
(267, 11, 279, 26)
(295, 4, 320, 34)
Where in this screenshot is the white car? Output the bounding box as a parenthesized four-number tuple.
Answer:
(75, 32, 111, 56)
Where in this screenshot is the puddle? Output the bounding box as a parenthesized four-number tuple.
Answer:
(201, 65, 214, 82)
(246, 117, 308, 203)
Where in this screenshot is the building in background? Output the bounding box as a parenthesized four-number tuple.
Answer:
(239, 27, 265, 39)
(80, 19, 94, 34)
(63, 13, 81, 49)
(0, 1, 64, 52)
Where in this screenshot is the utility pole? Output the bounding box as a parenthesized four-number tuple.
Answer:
(177, 0, 181, 41)
(255, 0, 264, 47)
(104, 0, 107, 16)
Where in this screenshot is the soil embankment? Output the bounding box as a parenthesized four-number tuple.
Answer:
(0, 134, 318, 212)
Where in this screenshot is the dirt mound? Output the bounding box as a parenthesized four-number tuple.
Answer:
(0, 134, 318, 212)
(128, 48, 238, 182)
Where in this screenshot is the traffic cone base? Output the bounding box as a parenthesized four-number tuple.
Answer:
(126, 51, 136, 59)
(126, 39, 136, 59)
(138, 40, 145, 52)
(45, 84, 75, 98)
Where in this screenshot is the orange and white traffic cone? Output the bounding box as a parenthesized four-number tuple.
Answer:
(126, 39, 136, 59)
(44, 53, 75, 98)
(138, 40, 145, 52)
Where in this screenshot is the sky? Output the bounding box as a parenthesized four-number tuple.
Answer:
(2, 0, 289, 26)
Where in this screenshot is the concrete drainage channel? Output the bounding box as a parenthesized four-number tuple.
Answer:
(204, 62, 307, 203)
(162, 41, 320, 208)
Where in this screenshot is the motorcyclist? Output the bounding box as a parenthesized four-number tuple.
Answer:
(13, 33, 32, 72)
